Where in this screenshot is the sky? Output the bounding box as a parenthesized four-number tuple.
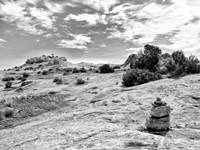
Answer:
(0, 0, 200, 69)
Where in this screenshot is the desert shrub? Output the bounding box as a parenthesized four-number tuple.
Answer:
(53, 77, 60, 82)
(42, 70, 48, 75)
(38, 64, 43, 68)
(95, 70, 99, 73)
(63, 72, 69, 76)
(64, 68, 73, 73)
(79, 67, 87, 73)
(5, 81, 12, 89)
(21, 77, 27, 81)
(170, 65, 186, 78)
(48, 68, 54, 72)
(135, 44, 161, 72)
(122, 69, 162, 87)
(72, 68, 79, 73)
(53, 59, 61, 65)
(172, 50, 186, 66)
(37, 71, 41, 74)
(99, 64, 114, 73)
(185, 55, 200, 74)
(53, 77, 63, 85)
(2, 76, 15, 82)
(21, 81, 32, 87)
(22, 72, 29, 78)
(49, 91, 57, 94)
(56, 79, 63, 85)
(113, 65, 121, 69)
(24, 67, 33, 70)
(76, 79, 85, 85)
(165, 59, 176, 72)
(4, 107, 14, 117)
(161, 53, 171, 59)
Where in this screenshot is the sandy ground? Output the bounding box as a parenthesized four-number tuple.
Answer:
(0, 71, 200, 150)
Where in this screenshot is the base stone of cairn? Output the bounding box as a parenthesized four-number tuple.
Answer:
(145, 97, 171, 131)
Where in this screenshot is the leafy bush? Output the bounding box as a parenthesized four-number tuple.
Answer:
(161, 53, 171, 59)
(21, 77, 27, 81)
(21, 81, 32, 87)
(99, 64, 114, 73)
(170, 65, 186, 78)
(64, 68, 73, 73)
(42, 70, 48, 75)
(5, 81, 12, 89)
(172, 50, 186, 66)
(134, 44, 161, 72)
(76, 79, 85, 85)
(53, 77, 63, 85)
(72, 68, 79, 73)
(122, 69, 162, 87)
(113, 65, 121, 69)
(53, 77, 60, 82)
(22, 72, 29, 78)
(48, 68, 54, 72)
(185, 55, 200, 74)
(4, 108, 14, 118)
(2, 77, 15, 82)
(79, 67, 87, 73)
(165, 59, 176, 72)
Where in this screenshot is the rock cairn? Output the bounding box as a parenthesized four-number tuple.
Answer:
(145, 97, 171, 131)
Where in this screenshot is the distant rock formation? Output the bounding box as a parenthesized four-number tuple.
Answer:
(123, 54, 136, 67)
(25, 55, 67, 65)
(145, 97, 171, 131)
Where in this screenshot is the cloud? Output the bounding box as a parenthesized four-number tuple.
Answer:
(57, 34, 92, 50)
(108, 0, 200, 56)
(64, 13, 107, 26)
(99, 43, 106, 48)
(29, 7, 56, 30)
(0, 0, 72, 35)
(72, 0, 119, 14)
(126, 47, 143, 54)
(44, 1, 77, 13)
(0, 38, 7, 47)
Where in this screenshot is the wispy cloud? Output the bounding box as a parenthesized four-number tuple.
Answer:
(57, 34, 92, 50)
(0, 0, 72, 35)
(72, 0, 119, 14)
(64, 13, 107, 26)
(0, 38, 7, 47)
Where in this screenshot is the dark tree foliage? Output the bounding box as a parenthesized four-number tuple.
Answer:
(161, 53, 171, 59)
(144, 44, 162, 57)
(172, 50, 186, 66)
(185, 55, 200, 74)
(5, 81, 12, 89)
(122, 69, 162, 87)
(99, 64, 114, 73)
(165, 59, 176, 72)
(134, 44, 161, 72)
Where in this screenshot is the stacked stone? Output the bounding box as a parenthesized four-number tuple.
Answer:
(145, 97, 171, 131)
